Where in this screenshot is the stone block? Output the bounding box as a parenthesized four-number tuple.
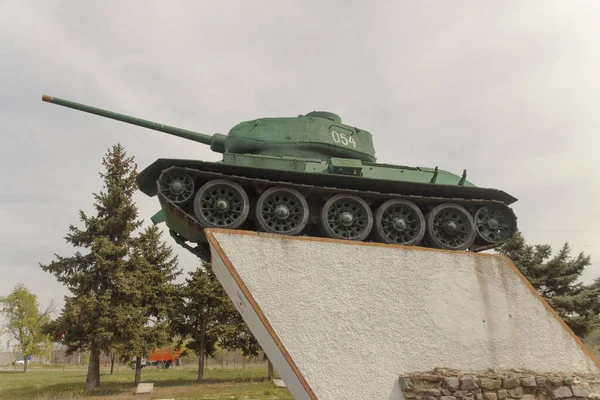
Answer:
(551, 387, 573, 399)
(508, 387, 523, 398)
(273, 378, 286, 388)
(521, 377, 537, 387)
(462, 376, 479, 391)
(504, 377, 521, 389)
(481, 379, 503, 390)
(135, 383, 153, 394)
(484, 392, 498, 400)
(570, 386, 589, 397)
(416, 389, 442, 397)
(445, 377, 460, 390)
(455, 390, 471, 398)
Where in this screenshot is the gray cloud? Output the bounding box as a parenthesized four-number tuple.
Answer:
(2, 1, 600, 329)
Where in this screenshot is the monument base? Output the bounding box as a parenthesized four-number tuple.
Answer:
(205, 229, 600, 400)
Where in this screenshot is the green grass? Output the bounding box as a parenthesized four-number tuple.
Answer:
(0, 365, 292, 399)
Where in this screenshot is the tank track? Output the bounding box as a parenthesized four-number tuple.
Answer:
(155, 166, 517, 261)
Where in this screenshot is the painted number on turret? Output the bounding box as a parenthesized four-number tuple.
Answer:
(331, 129, 356, 148)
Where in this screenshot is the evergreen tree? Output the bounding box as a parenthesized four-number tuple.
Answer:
(216, 317, 274, 379)
(117, 224, 181, 385)
(39, 144, 142, 392)
(170, 261, 240, 382)
(583, 329, 600, 359)
(496, 231, 600, 337)
(216, 321, 261, 360)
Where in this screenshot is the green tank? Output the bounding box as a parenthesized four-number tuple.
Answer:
(42, 94, 517, 260)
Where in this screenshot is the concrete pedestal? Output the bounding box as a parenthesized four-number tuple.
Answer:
(205, 229, 600, 400)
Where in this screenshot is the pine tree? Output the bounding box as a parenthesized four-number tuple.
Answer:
(496, 231, 600, 337)
(39, 144, 142, 392)
(215, 316, 273, 378)
(215, 309, 262, 360)
(170, 261, 240, 382)
(583, 329, 600, 358)
(117, 224, 181, 385)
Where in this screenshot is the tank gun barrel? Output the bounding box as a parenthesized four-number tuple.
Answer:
(41, 95, 226, 153)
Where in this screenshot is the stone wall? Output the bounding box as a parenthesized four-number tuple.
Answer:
(399, 369, 600, 400)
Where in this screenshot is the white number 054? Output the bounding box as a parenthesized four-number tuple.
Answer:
(331, 130, 356, 148)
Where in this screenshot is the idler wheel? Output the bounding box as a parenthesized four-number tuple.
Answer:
(321, 194, 373, 241)
(373, 199, 426, 245)
(474, 204, 517, 244)
(193, 179, 249, 229)
(255, 186, 309, 235)
(425, 203, 476, 251)
(159, 170, 195, 205)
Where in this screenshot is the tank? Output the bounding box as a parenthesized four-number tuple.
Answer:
(42, 94, 518, 261)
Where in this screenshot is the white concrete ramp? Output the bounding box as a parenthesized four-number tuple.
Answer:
(205, 229, 600, 400)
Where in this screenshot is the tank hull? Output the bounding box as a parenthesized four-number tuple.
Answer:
(39, 95, 518, 259)
(137, 155, 517, 261)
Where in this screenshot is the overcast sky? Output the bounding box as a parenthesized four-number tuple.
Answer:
(1, 1, 600, 335)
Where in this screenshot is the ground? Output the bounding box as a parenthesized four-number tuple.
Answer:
(0, 364, 292, 400)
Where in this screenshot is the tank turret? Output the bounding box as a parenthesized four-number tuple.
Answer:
(43, 94, 517, 261)
(42, 95, 376, 162)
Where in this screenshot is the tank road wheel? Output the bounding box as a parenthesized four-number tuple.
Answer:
(321, 194, 373, 241)
(159, 171, 195, 205)
(255, 186, 309, 236)
(473, 204, 517, 245)
(425, 203, 476, 251)
(193, 179, 250, 229)
(373, 199, 426, 246)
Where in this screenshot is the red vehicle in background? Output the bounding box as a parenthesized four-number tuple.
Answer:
(130, 347, 181, 369)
